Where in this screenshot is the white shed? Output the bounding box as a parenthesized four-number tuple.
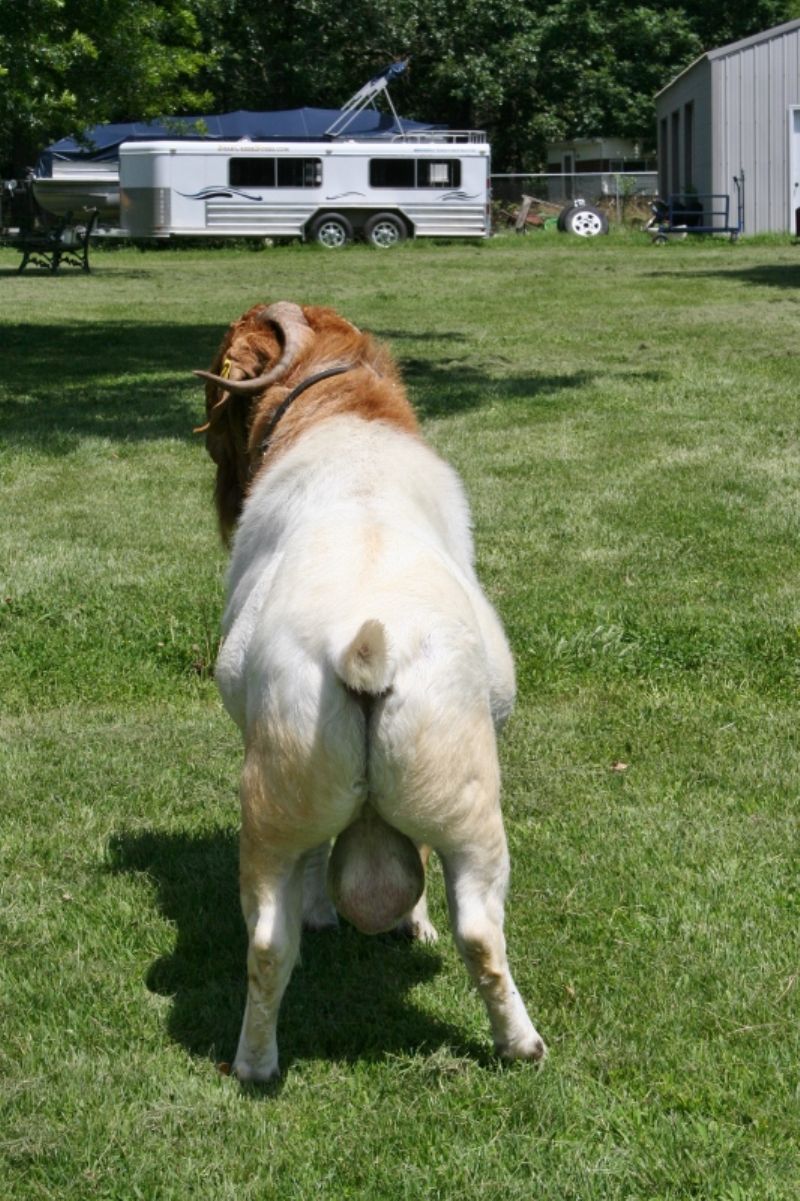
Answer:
(655, 19, 800, 234)
(546, 137, 654, 176)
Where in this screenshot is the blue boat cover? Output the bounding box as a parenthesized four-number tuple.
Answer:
(37, 107, 441, 174)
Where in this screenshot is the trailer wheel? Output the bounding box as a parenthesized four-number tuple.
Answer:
(310, 213, 352, 248)
(364, 212, 407, 248)
(564, 205, 608, 237)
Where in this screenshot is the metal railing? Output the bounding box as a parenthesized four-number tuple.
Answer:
(392, 130, 488, 144)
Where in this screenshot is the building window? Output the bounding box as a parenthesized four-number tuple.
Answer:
(659, 118, 668, 197)
(369, 158, 461, 188)
(671, 111, 680, 195)
(229, 158, 322, 188)
(562, 152, 575, 200)
(684, 102, 694, 190)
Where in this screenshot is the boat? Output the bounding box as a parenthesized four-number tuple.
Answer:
(32, 160, 120, 224)
(31, 62, 443, 231)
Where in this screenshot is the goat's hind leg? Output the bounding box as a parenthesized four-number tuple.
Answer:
(233, 830, 304, 1083)
(301, 842, 338, 931)
(394, 845, 438, 943)
(442, 826, 546, 1064)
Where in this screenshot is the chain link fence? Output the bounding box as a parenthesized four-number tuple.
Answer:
(491, 172, 659, 224)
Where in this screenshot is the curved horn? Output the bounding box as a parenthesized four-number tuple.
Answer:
(194, 302, 313, 394)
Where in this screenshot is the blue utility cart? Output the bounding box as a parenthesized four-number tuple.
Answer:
(650, 173, 744, 243)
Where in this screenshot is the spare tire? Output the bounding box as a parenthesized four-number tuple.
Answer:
(557, 204, 577, 232)
(563, 204, 609, 237)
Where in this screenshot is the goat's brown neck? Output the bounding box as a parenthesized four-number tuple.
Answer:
(249, 364, 354, 469)
(246, 362, 419, 478)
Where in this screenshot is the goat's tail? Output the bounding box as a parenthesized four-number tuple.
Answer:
(333, 618, 419, 934)
(338, 619, 395, 695)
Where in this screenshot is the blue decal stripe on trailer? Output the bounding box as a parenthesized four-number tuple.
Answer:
(177, 188, 262, 203)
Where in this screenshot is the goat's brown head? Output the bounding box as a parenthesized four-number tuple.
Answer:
(196, 302, 318, 542)
(196, 301, 411, 543)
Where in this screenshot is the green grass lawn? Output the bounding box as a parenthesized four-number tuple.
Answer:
(1, 230, 799, 1199)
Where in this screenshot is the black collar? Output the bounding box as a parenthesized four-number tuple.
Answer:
(254, 363, 353, 460)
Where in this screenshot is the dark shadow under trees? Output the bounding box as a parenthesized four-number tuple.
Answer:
(0, 319, 595, 450)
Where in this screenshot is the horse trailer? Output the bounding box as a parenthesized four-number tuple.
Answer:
(119, 135, 491, 246)
(30, 61, 492, 247)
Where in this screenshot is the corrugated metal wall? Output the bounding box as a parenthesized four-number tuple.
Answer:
(712, 25, 800, 232)
(656, 21, 800, 233)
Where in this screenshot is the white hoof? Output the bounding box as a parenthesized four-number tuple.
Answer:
(496, 1030, 547, 1064)
(394, 914, 439, 943)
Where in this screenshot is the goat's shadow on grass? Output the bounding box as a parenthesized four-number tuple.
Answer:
(109, 827, 489, 1084)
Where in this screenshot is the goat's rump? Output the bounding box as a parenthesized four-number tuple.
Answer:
(327, 617, 421, 933)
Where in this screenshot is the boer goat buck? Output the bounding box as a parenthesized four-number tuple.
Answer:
(196, 301, 546, 1081)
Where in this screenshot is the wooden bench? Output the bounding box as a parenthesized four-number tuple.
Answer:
(15, 208, 99, 273)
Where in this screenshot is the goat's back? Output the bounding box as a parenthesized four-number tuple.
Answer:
(218, 414, 514, 892)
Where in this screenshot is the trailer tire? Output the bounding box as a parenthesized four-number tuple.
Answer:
(364, 212, 408, 248)
(563, 204, 608, 237)
(310, 213, 353, 248)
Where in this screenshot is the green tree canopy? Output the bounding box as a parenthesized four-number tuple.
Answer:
(193, 0, 702, 168)
(0, 0, 211, 174)
(2, 0, 799, 175)
(190, 0, 795, 169)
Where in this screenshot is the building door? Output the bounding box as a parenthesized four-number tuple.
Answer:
(563, 152, 574, 200)
(790, 108, 800, 235)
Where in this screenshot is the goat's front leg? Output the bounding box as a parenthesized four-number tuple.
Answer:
(233, 828, 303, 1083)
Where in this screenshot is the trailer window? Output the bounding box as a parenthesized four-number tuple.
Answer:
(229, 157, 322, 188)
(369, 159, 416, 188)
(369, 158, 461, 189)
(277, 158, 322, 187)
(418, 160, 460, 188)
(230, 158, 275, 187)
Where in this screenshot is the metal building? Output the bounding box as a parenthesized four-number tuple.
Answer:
(655, 19, 800, 234)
